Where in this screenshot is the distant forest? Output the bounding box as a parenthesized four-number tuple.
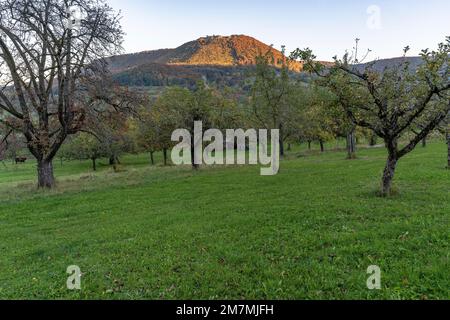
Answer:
(112, 63, 308, 90)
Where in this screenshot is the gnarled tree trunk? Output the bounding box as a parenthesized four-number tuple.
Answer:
(381, 153, 398, 196)
(37, 160, 55, 189)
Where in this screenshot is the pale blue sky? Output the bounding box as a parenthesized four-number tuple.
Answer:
(107, 0, 450, 61)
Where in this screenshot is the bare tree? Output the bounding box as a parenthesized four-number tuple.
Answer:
(292, 38, 450, 196)
(0, 0, 124, 188)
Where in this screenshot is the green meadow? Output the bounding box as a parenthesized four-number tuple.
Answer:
(0, 142, 448, 300)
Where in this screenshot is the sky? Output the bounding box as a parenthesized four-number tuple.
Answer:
(107, 0, 450, 61)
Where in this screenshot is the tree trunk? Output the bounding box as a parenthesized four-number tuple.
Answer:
(346, 129, 357, 159)
(150, 151, 155, 165)
(422, 137, 427, 148)
(279, 137, 285, 157)
(163, 148, 168, 166)
(191, 137, 199, 170)
(110, 154, 118, 172)
(319, 140, 325, 152)
(381, 153, 398, 196)
(92, 157, 97, 171)
(447, 130, 450, 169)
(287, 143, 292, 152)
(369, 134, 377, 146)
(37, 160, 55, 189)
(308, 141, 311, 150)
(279, 124, 284, 157)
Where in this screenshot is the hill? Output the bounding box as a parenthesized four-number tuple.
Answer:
(108, 35, 305, 88)
(107, 36, 427, 89)
(358, 56, 423, 73)
(108, 35, 303, 73)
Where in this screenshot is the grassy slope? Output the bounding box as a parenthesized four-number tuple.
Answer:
(0, 143, 448, 300)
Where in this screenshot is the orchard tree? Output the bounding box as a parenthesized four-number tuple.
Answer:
(250, 49, 293, 156)
(210, 86, 246, 130)
(280, 82, 308, 152)
(62, 105, 136, 173)
(135, 95, 181, 166)
(83, 65, 144, 171)
(292, 38, 450, 196)
(133, 113, 159, 166)
(0, 0, 124, 188)
(178, 82, 217, 170)
(304, 85, 343, 153)
(146, 86, 194, 166)
(60, 133, 107, 171)
(297, 42, 372, 159)
(86, 105, 136, 171)
(146, 83, 241, 169)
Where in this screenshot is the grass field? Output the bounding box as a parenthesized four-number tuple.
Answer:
(0, 142, 448, 300)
